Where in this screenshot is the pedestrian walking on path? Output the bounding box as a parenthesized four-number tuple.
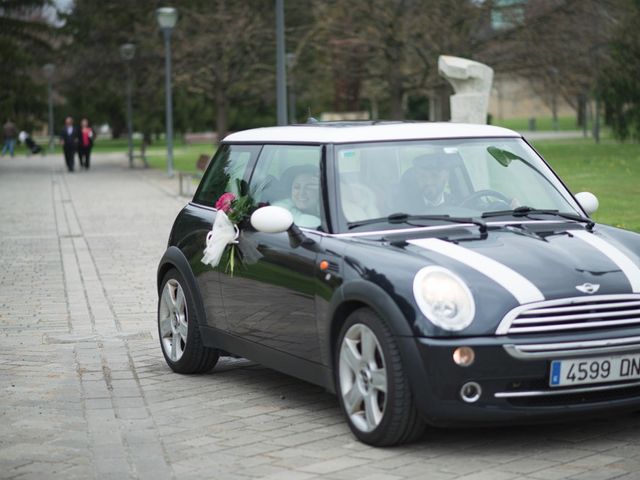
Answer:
(1, 118, 18, 157)
(60, 116, 78, 172)
(78, 118, 95, 170)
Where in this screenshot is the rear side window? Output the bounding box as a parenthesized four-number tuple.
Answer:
(193, 144, 261, 207)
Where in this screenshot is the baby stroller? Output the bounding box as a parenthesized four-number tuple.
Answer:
(19, 131, 42, 154)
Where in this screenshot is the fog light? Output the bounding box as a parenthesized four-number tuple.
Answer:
(460, 381, 482, 403)
(453, 346, 475, 367)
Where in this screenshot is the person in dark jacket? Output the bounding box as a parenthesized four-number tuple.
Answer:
(78, 118, 95, 169)
(2, 119, 18, 157)
(60, 116, 78, 172)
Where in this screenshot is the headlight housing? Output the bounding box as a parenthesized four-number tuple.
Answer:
(413, 266, 475, 331)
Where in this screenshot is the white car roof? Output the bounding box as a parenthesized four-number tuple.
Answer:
(223, 122, 520, 144)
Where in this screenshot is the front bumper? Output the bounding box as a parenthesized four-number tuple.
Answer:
(401, 330, 640, 426)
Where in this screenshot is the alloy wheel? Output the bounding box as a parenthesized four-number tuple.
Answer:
(338, 323, 388, 433)
(159, 278, 188, 362)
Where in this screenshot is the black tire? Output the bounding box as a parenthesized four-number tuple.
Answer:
(335, 308, 425, 446)
(158, 268, 219, 373)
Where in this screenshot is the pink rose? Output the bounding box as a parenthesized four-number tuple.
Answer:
(215, 192, 236, 213)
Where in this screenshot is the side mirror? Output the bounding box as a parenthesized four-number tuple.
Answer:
(250, 206, 293, 233)
(575, 191, 599, 215)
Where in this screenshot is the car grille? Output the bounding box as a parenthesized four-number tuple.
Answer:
(496, 294, 640, 335)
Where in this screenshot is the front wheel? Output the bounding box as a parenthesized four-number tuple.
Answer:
(158, 268, 219, 373)
(336, 308, 425, 446)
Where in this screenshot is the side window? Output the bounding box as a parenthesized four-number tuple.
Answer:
(193, 144, 261, 207)
(249, 144, 322, 229)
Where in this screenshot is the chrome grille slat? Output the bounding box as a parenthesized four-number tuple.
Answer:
(504, 336, 640, 359)
(522, 300, 640, 316)
(509, 317, 640, 334)
(512, 308, 640, 325)
(496, 294, 640, 335)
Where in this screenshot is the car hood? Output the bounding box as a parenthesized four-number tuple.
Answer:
(342, 223, 640, 336)
(404, 225, 640, 300)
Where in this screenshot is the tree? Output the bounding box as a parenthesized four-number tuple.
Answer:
(598, 0, 640, 140)
(478, 0, 622, 129)
(314, 0, 491, 120)
(0, 0, 54, 129)
(59, 0, 160, 138)
(171, 0, 274, 138)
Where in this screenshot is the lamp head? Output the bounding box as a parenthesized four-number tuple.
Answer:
(120, 43, 136, 61)
(156, 7, 178, 30)
(43, 63, 55, 79)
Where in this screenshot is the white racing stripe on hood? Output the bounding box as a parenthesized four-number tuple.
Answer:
(571, 230, 640, 292)
(408, 238, 545, 304)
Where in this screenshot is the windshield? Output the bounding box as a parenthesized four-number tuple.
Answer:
(334, 138, 582, 231)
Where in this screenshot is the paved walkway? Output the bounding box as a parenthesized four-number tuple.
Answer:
(1, 153, 640, 480)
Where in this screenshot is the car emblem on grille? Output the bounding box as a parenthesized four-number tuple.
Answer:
(576, 283, 600, 294)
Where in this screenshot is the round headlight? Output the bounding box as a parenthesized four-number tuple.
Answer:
(413, 266, 475, 331)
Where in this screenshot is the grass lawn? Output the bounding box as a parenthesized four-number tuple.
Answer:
(532, 138, 640, 232)
(144, 143, 216, 172)
(19, 137, 216, 174)
(90, 137, 216, 172)
(493, 116, 583, 132)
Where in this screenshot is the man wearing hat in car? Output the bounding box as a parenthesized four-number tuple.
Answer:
(411, 152, 452, 207)
(394, 152, 453, 213)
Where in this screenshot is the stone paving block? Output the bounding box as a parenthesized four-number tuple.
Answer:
(564, 453, 624, 469)
(565, 465, 631, 480)
(499, 458, 559, 474)
(528, 464, 589, 480)
(320, 465, 413, 480)
(403, 473, 458, 480)
(457, 469, 523, 480)
(298, 457, 370, 475)
(260, 471, 318, 480)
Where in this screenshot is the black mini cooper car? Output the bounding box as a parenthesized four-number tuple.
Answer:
(157, 122, 640, 446)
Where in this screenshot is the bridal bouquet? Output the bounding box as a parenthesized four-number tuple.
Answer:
(201, 183, 255, 275)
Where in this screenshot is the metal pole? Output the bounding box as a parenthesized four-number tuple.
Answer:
(288, 81, 296, 124)
(162, 28, 175, 177)
(126, 62, 134, 168)
(593, 96, 601, 144)
(47, 80, 54, 152)
(275, 0, 287, 125)
(287, 53, 296, 124)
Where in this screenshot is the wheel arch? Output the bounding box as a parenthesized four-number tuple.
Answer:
(327, 280, 414, 379)
(157, 246, 207, 327)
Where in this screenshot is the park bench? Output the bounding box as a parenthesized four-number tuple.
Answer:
(131, 141, 149, 168)
(178, 154, 210, 196)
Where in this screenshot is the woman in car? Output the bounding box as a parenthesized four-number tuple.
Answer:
(273, 165, 321, 229)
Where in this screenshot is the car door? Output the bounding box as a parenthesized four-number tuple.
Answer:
(191, 143, 261, 332)
(219, 144, 324, 363)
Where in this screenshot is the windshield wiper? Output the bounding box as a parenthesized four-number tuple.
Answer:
(481, 206, 594, 231)
(348, 213, 487, 233)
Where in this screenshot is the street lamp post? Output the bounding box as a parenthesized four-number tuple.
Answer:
(156, 7, 178, 177)
(42, 63, 55, 152)
(275, 0, 287, 125)
(286, 52, 296, 124)
(120, 43, 136, 168)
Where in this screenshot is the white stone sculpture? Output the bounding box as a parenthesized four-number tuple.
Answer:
(438, 55, 494, 124)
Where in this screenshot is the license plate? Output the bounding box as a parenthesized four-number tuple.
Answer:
(550, 353, 640, 387)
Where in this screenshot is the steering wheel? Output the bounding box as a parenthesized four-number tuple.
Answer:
(460, 189, 512, 209)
